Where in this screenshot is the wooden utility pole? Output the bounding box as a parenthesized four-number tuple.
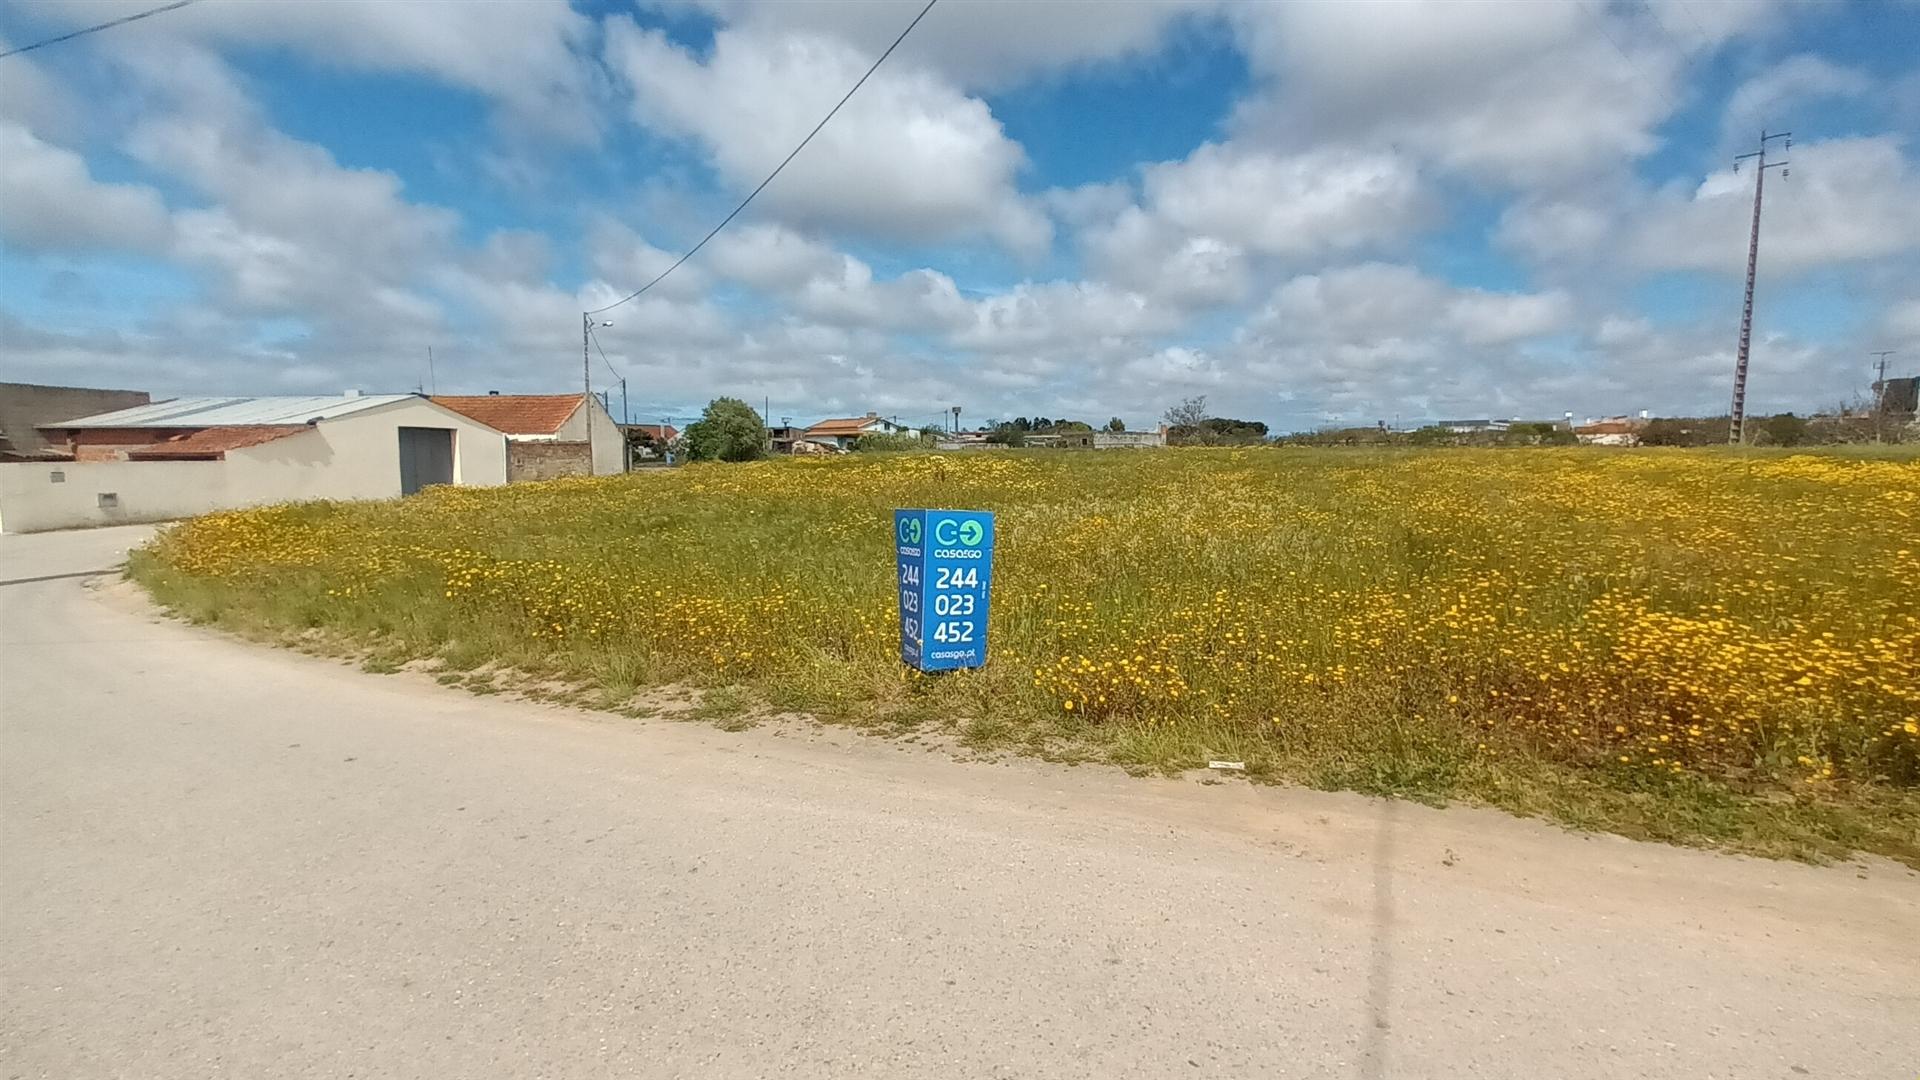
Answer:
(1728, 130, 1790, 445)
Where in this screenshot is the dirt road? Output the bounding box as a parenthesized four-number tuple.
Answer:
(3, 524, 1914, 1078)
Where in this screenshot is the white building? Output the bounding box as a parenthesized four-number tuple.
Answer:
(431, 393, 624, 478)
(0, 394, 507, 533)
(800, 413, 922, 452)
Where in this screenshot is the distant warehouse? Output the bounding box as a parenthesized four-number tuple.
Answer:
(0, 393, 507, 533)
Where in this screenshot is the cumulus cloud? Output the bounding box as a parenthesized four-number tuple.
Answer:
(1078, 142, 1426, 307)
(1720, 55, 1870, 150)
(676, 0, 1215, 90)
(1500, 138, 1920, 280)
(22, 0, 597, 134)
(605, 20, 1049, 254)
(1225, 0, 1687, 187)
(0, 122, 172, 253)
(1082, 207, 1250, 308)
(1627, 138, 1920, 275)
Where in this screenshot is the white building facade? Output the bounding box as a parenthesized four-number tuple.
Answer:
(0, 395, 507, 533)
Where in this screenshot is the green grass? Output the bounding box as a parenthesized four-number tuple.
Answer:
(128, 446, 1920, 866)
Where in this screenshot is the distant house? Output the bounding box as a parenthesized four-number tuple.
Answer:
(801, 413, 920, 452)
(766, 424, 804, 455)
(3, 394, 507, 533)
(432, 393, 622, 479)
(622, 423, 679, 460)
(0, 382, 152, 461)
(1575, 416, 1647, 446)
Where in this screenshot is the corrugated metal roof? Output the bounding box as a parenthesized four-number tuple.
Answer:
(43, 395, 417, 429)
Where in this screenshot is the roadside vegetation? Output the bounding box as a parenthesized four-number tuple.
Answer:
(130, 447, 1920, 865)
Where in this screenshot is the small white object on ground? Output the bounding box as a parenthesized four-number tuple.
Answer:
(1207, 760, 1246, 771)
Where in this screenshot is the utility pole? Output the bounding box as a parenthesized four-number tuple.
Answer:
(581, 312, 593, 454)
(426, 345, 436, 395)
(1728, 129, 1790, 445)
(582, 313, 614, 471)
(1871, 350, 1896, 443)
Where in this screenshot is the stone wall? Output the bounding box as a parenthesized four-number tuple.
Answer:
(507, 440, 591, 481)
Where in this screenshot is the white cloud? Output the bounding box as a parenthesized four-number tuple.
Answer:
(1720, 55, 1870, 149)
(0, 38, 76, 133)
(1447, 289, 1573, 346)
(677, 0, 1215, 90)
(604, 20, 1048, 254)
(705, 224, 846, 293)
(586, 219, 710, 303)
(953, 280, 1176, 353)
(1225, 1, 1687, 187)
(0, 122, 172, 253)
(1501, 138, 1920, 279)
(1078, 143, 1425, 307)
(33, 0, 596, 134)
(1143, 143, 1426, 258)
(1083, 207, 1249, 308)
(1627, 137, 1920, 275)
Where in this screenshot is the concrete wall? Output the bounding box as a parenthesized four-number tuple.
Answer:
(0, 383, 151, 458)
(552, 395, 624, 475)
(0, 460, 232, 532)
(508, 440, 591, 481)
(0, 398, 508, 533)
(1093, 431, 1167, 449)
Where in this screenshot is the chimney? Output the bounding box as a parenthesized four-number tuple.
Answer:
(866, 411, 878, 418)
(344, 388, 362, 398)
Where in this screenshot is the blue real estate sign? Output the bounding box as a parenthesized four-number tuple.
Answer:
(894, 508, 995, 672)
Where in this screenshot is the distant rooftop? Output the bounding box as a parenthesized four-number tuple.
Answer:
(432, 394, 585, 435)
(43, 394, 416, 429)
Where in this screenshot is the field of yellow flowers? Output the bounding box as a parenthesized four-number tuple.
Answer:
(131, 448, 1920, 863)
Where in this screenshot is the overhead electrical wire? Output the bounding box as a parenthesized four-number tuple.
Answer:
(1, 0, 199, 60)
(585, 0, 940, 316)
(589, 325, 621, 383)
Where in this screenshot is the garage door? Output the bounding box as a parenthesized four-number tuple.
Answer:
(398, 427, 454, 494)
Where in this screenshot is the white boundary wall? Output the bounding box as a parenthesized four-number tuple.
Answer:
(0, 398, 507, 533)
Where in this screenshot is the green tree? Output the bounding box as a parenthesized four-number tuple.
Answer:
(1105, 416, 1126, 432)
(1760, 413, 1808, 447)
(682, 397, 768, 462)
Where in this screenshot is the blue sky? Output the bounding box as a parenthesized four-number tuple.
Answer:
(2, 0, 1916, 432)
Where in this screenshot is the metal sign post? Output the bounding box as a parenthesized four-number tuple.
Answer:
(894, 508, 994, 672)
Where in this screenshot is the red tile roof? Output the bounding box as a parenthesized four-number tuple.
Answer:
(431, 394, 583, 435)
(804, 416, 884, 437)
(126, 425, 307, 460)
(627, 423, 678, 441)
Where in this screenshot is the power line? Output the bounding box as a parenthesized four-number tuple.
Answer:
(588, 325, 621, 383)
(584, 0, 939, 317)
(0, 0, 199, 60)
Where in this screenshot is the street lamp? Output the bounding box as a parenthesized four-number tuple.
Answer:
(582, 314, 614, 468)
